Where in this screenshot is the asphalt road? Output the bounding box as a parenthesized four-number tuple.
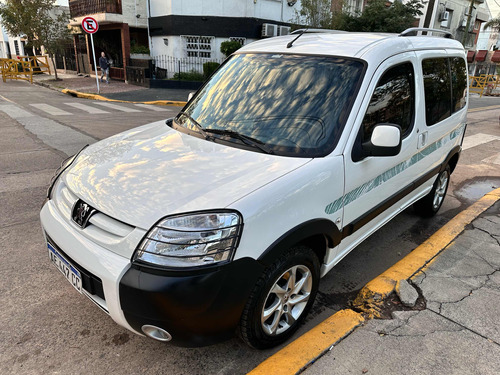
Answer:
(1, 80, 500, 375)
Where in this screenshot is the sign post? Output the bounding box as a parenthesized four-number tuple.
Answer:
(81, 16, 100, 94)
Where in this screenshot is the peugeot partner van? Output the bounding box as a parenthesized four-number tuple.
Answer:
(40, 28, 468, 348)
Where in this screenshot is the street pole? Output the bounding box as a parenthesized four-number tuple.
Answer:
(89, 33, 100, 94)
(462, 0, 475, 47)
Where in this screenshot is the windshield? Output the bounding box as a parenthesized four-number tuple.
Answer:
(175, 53, 365, 157)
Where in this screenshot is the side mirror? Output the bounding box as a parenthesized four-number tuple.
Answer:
(187, 92, 195, 101)
(362, 123, 402, 157)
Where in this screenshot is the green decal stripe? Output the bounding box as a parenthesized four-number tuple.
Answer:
(325, 124, 465, 215)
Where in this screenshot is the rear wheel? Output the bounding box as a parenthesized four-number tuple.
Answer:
(239, 246, 320, 349)
(414, 165, 450, 217)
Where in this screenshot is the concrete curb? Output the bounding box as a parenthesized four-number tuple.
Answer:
(61, 89, 187, 107)
(247, 187, 500, 375)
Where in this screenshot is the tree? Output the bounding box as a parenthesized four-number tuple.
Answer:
(293, 0, 332, 28)
(220, 40, 242, 58)
(484, 17, 500, 30)
(334, 0, 423, 33)
(0, 0, 72, 80)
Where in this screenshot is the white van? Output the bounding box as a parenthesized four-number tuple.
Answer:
(40, 28, 468, 349)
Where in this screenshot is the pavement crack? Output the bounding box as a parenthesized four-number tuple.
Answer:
(427, 309, 500, 348)
(472, 224, 500, 247)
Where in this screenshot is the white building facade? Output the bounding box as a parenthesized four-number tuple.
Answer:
(148, 0, 301, 63)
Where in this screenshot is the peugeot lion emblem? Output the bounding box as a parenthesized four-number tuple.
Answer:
(72, 200, 96, 229)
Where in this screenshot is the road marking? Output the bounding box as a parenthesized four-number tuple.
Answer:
(462, 133, 500, 150)
(30, 103, 72, 116)
(468, 104, 500, 113)
(93, 102, 141, 112)
(65, 102, 109, 114)
(0, 104, 34, 118)
(482, 152, 500, 165)
(0, 94, 15, 104)
(0, 103, 95, 155)
(133, 103, 174, 112)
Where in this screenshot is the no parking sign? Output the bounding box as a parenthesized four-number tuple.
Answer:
(82, 17, 99, 34)
(81, 16, 100, 93)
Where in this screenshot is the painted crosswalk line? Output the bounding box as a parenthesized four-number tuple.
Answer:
(134, 104, 174, 112)
(462, 133, 500, 151)
(30, 103, 72, 116)
(93, 102, 141, 112)
(0, 104, 34, 118)
(482, 152, 500, 165)
(65, 102, 109, 114)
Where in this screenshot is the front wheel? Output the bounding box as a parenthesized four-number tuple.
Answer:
(238, 246, 320, 349)
(414, 165, 451, 217)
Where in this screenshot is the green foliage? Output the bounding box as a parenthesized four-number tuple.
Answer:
(203, 61, 220, 79)
(0, 1, 72, 79)
(333, 0, 423, 33)
(484, 18, 500, 30)
(130, 40, 150, 55)
(173, 69, 205, 81)
(220, 40, 242, 57)
(292, 0, 332, 28)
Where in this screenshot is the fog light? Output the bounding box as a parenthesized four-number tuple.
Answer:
(141, 325, 172, 342)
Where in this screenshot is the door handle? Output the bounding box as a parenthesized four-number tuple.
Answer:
(418, 132, 428, 149)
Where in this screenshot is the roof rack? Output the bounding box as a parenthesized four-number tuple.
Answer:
(399, 28, 453, 39)
(290, 28, 347, 35)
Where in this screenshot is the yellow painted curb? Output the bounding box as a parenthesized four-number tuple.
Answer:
(248, 309, 364, 375)
(353, 186, 500, 317)
(61, 89, 187, 107)
(247, 187, 500, 374)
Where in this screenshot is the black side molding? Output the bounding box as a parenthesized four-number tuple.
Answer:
(258, 219, 341, 266)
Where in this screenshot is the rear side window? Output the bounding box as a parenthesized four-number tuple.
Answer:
(422, 57, 467, 126)
(451, 57, 467, 112)
(422, 58, 451, 126)
(361, 62, 415, 141)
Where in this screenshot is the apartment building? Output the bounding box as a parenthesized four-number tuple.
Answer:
(149, 0, 300, 60)
(68, 0, 149, 80)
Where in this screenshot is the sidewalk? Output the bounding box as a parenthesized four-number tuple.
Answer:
(31, 72, 192, 103)
(303, 201, 500, 374)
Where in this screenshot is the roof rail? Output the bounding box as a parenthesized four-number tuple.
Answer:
(399, 28, 453, 39)
(290, 28, 347, 35)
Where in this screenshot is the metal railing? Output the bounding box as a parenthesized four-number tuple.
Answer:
(152, 55, 223, 80)
(0, 58, 34, 83)
(69, 0, 122, 18)
(16, 55, 51, 75)
(469, 74, 500, 97)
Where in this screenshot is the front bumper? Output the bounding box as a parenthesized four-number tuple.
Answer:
(41, 200, 264, 346)
(120, 259, 263, 347)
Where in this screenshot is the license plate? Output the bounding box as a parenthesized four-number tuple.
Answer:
(47, 242, 82, 294)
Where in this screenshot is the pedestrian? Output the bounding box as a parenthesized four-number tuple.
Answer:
(99, 52, 110, 84)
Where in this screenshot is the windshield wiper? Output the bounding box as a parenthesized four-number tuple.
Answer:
(177, 112, 211, 140)
(204, 129, 274, 154)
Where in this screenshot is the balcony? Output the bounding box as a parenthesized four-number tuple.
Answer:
(69, 0, 122, 18)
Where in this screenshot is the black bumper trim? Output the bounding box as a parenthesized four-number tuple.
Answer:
(119, 257, 264, 347)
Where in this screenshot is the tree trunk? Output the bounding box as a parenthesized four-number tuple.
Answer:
(50, 54, 59, 80)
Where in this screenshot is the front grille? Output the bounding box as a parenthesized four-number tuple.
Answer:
(46, 235, 105, 301)
(52, 180, 135, 243)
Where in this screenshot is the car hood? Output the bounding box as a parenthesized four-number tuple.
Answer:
(64, 121, 311, 229)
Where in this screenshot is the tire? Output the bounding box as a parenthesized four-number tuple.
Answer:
(238, 246, 320, 349)
(414, 165, 451, 217)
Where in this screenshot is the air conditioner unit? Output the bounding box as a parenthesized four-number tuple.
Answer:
(262, 23, 278, 37)
(439, 11, 450, 22)
(279, 26, 291, 36)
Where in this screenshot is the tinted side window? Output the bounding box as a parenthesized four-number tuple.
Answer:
(451, 57, 467, 113)
(361, 62, 415, 141)
(422, 58, 452, 126)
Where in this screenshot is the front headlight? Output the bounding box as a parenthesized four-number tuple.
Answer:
(47, 145, 88, 199)
(133, 211, 243, 268)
